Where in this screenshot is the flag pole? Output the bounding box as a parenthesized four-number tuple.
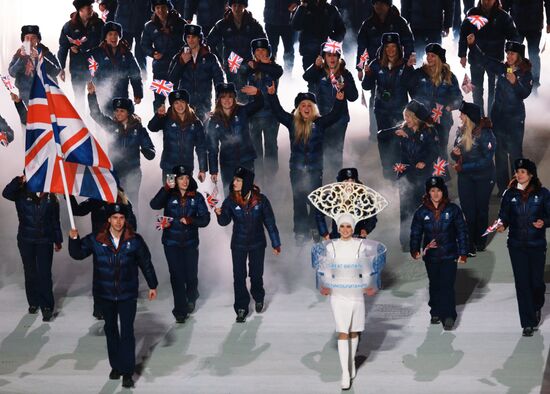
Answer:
(57, 157, 76, 230)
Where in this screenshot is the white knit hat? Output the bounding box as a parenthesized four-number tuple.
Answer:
(335, 213, 356, 228)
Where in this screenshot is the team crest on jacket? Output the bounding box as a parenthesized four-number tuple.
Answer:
(424, 215, 430, 221)
(445, 212, 449, 220)
(172, 199, 178, 204)
(511, 197, 517, 202)
(171, 123, 177, 127)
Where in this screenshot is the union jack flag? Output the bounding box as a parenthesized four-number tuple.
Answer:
(66, 35, 88, 46)
(432, 157, 448, 177)
(422, 239, 438, 256)
(0, 132, 8, 147)
(323, 38, 342, 54)
(467, 15, 489, 30)
(228, 51, 243, 74)
(101, 10, 109, 23)
(329, 72, 341, 92)
(88, 56, 98, 77)
(149, 79, 174, 97)
(461, 74, 475, 94)
(25, 55, 118, 202)
(155, 215, 173, 230)
(482, 218, 503, 237)
(1, 74, 15, 91)
(206, 184, 219, 209)
(393, 162, 409, 175)
(431, 103, 444, 124)
(357, 49, 369, 69)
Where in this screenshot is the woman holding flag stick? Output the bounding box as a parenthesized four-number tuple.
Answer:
(150, 165, 210, 323)
(410, 176, 468, 331)
(496, 158, 550, 337)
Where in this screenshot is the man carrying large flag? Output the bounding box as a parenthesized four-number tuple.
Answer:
(2, 47, 118, 323)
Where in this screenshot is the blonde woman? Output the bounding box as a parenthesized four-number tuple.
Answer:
(378, 100, 439, 251)
(409, 43, 462, 163)
(451, 101, 496, 256)
(266, 82, 345, 245)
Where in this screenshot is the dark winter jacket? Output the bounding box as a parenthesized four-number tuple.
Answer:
(206, 93, 264, 174)
(401, 0, 453, 31)
(302, 60, 358, 122)
(58, 12, 105, 76)
(450, 120, 496, 175)
(362, 59, 414, 116)
(69, 225, 158, 301)
(331, 0, 373, 33)
(147, 112, 208, 173)
(168, 45, 225, 110)
(182, 0, 227, 32)
(471, 46, 533, 118)
(88, 93, 155, 175)
(2, 177, 63, 245)
(291, 2, 346, 55)
(114, 0, 151, 35)
(378, 124, 439, 180)
(141, 10, 187, 76)
(356, 6, 414, 70)
(207, 9, 266, 64)
(8, 44, 61, 103)
(246, 61, 284, 118)
(267, 94, 345, 171)
(217, 188, 281, 251)
(410, 197, 469, 261)
(409, 67, 463, 125)
(502, 0, 550, 32)
(87, 42, 143, 100)
(99, 0, 117, 22)
(499, 180, 550, 248)
(458, 4, 519, 62)
(69, 195, 138, 234)
(150, 186, 210, 248)
(264, 0, 298, 26)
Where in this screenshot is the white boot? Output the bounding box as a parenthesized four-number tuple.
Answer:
(350, 336, 359, 379)
(338, 339, 351, 390)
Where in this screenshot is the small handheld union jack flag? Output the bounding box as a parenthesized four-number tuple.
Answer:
(66, 35, 88, 46)
(1, 74, 15, 92)
(88, 56, 98, 77)
(393, 163, 409, 175)
(432, 157, 448, 177)
(461, 74, 475, 94)
(0, 132, 8, 147)
(155, 215, 174, 231)
(206, 184, 220, 209)
(482, 218, 503, 237)
(323, 38, 342, 54)
(357, 49, 369, 69)
(422, 239, 438, 256)
(228, 51, 243, 74)
(467, 15, 488, 30)
(101, 10, 109, 23)
(149, 79, 174, 97)
(431, 103, 444, 124)
(329, 72, 341, 92)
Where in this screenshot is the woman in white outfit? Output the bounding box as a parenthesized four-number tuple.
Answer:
(309, 182, 388, 390)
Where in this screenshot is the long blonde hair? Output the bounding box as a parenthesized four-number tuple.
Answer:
(292, 101, 320, 144)
(458, 116, 476, 152)
(422, 56, 452, 87)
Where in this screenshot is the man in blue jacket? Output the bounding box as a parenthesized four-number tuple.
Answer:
(69, 203, 158, 389)
(168, 24, 225, 121)
(207, 0, 266, 102)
